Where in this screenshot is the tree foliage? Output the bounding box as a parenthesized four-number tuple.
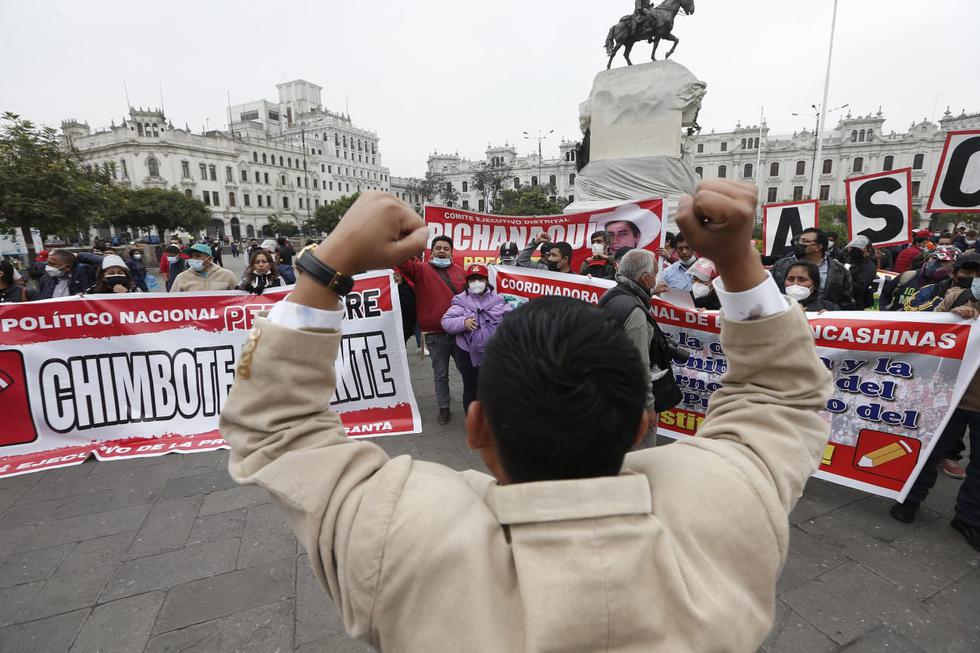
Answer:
(470, 164, 511, 212)
(312, 192, 360, 234)
(492, 185, 568, 216)
(406, 172, 450, 207)
(111, 187, 211, 244)
(264, 214, 300, 237)
(0, 112, 117, 261)
(930, 212, 977, 232)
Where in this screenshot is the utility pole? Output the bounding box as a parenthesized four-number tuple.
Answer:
(793, 103, 847, 199)
(813, 0, 840, 199)
(523, 129, 554, 189)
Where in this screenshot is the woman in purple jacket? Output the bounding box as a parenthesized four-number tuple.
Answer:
(441, 263, 513, 416)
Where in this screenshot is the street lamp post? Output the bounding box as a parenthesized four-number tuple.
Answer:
(522, 129, 554, 189)
(814, 0, 841, 200)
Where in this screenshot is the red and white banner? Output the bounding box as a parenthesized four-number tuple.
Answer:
(846, 168, 913, 248)
(425, 199, 667, 269)
(762, 200, 819, 258)
(0, 271, 420, 478)
(488, 265, 980, 500)
(927, 129, 980, 214)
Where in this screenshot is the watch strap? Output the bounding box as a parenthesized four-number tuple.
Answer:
(296, 251, 355, 296)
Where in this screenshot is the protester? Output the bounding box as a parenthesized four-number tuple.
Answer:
(277, 237, 296, 265)
(517, 232, 553, 270)
(212, 241, 224, 267)
(656, 232, 679, 265)
(230, 241, 239, 258)
(903, 251, 980, 312)
(86, 255, 140, 294)
(498, 241, 519, 266)
(37, 249, 99, 299)
(689, 257, 721, 309)
(771, 228, 854, 309)
(0, 259, 27, 303)
(392, 268, 417, 343)
(440, 263, 512, 416)
(221, 183, 833, 651)
(889, 271, 980, 551)
(170, 243, 238, 292)
(579, 230, 616, 279)
(880, 245, 958, 311)
(844, 235, 878, 310)
(873, 246, 894, 271)
(953, 229, 977, 253)
(892, 235, 931, 273)
(125, 248, 148, 291)
(398, 235, 467, 425)
(238, 250, 287, 294)
(825, 232, 846, 263)
(654, 232, 697, 292)
(544, 241, 574, 274)
(782, 261, 839, 311)
(162, 245, 186, 291)
(937, 232, 955, 247)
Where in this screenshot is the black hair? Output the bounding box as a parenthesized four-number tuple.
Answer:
(478, 296, 647, 482)
(674, 232, 688, 246)
(912, 236, 929, 245)
(800, 228, 829, 253)
(277, 237, 287, 246)
(431, 235, 454, 250)
(590, 230, 610, 245)
(785, 261, 821, 291)
(664, 232, 677, 248)
(50, 248, 76, 266)
(165, 245, 181, 255)
(553, 242, 573, 261)
(0, 259, 14, 285)
(304, 239, 315, 246)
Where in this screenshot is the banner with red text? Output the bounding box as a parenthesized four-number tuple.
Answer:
(0, 271, 420, 478)
(488, 265, 980, 500)
(425, 199, 667, 269)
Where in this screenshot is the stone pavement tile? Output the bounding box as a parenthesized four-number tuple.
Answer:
(295, 554, 346, 647)
(69, 591, 165, 653)
(236, 502, 297, 569)
(0, 523, 35, 565)
(186, 508, 247, 546)
(26, 532, 135, 621)
(10, 462, 99, 506)
(126, 495, 204, 560)
(0, 542, 73, 590)
(144, 620, 222, 653)
(0, 468, 43, 490)
(85, 453, 179, 477)
(891, 516, 980, 581)
(171, 451, 222, 479)
(215, 598, 293, 653)
(0, 608, 90, 653)
(790, 477, 867, 526)
(374, 436, 421, 459)
(759, 603, 837, 653)
(839, 627, 927, 652)
(198, 484, 271, 517)
(296, 632, 375, 653)
(102, 537, 240, 602)
(0, 494, 106, 531)
(780, 578, 881, 646)
(16, 504, 149, 552)
(0, 485, 29, 515)
(152, 558, 294, 635)
(800, 494, 941, 545)
(925, 569, 980, 635)
(99, 464, 177, 511)
(0, 580, 44, 627)
(159, 468, 237, 499)
(777, 527, 847, 593)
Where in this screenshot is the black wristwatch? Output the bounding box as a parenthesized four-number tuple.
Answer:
(295, 251, 355, 296)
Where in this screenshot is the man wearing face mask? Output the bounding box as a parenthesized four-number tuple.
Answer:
(654, 232, 697, 294)
(125, 248, 148, 291)
(843, 235, 878, 311)
(37, 249, 99, 299)
(441, 263, 512, 416)
(398, 235, 468, 424)
(162, 245, 187, 291)
(881, 245, 959, 311)
(498, 241, 519, 266)
(953, 229, 977, 254)
(893, 235, 931, 273)
(771, 228, 855, 310)
(517, 232, 555, 270)
(579, 231, 616, 279)
(544, 242, 574, 274)
(169, 243, 238, 292)
(825, 233, 846, 263)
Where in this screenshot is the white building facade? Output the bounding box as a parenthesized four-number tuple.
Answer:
(63, 80, 391, 242)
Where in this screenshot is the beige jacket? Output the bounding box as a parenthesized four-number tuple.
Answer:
(220, 306, 832, 652)
(170, 264, 238, 292)
(937, 287, 980, 412)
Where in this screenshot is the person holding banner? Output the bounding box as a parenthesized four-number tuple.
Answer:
(85, 255, 142, 294)
(771, 228, 855, 310)
(653, 232, 697, 293)
(0, 259, 27, 303)
(398, 235, 467, 425)
(579, 230, 616, 279)
(36, 249, 100, 299)
(221, 183, 835, 651)
(843, 236, 879, 311)
(238, 250, 288, 295)
(782, 262, 839, 312)
(441, 263, 512, 415)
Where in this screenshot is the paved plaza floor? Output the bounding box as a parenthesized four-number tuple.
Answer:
(1, 264, 978, 651)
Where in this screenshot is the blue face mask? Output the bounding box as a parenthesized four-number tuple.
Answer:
(971, 277, 980, 300)
(430, 257, 451, 269)
(187, 259, 205, 272)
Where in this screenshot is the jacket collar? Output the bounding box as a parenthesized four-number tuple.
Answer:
(485, 472, 651, 525)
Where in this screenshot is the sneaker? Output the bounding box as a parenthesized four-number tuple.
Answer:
(889, 501, 920, 524)
(437, 408, 451, 425)
(941, 458, 966, 479)
(951, 517, 980, 553)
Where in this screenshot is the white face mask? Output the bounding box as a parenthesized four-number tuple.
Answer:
(187, 259, 205, 272)
(691, 282, 711, 299)
(681, 256, 697, 266)
(45, 265, 64, 278)
(166, 256, 178, 264)
(591, 243, 605, 256)
(785, 284, 813, 301)
(468, 280, 487, 294)
(133, 254, 142, 260)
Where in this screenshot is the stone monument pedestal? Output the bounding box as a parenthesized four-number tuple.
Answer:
(566, 60, 706, 221)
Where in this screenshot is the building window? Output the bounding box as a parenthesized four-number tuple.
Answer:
(793, 186, 804, 201)
(181, 161, 190, 178)
(267, 195, 271, 206)
(279, 156, 284, 166)
(462, 181, 468, 192)
(211, 191, 219, 206)
(298, 198, 303, 209)
(819, 185, 830, 201)
(296, 176, 301, 186)
(696, 143, 704, 153)
(743, 163, 753, 179)
(229, 192, 236, 207)
(717, 165, 727, 178)
(912, 181, 921, 197)
(549, 174, 557, 188)
(795, 160, 806, 176)
(514, 177, 520, 189)
(462, 200, 469, 209)
(695, 166, 703, 178)
(822, 159, 832, 175)
(282, 197, 289, 209)
(853, 157, 864, 173)
(244, 194, 250, 207)
(240, 110, 259, 121)
(851, 130, 858, 142)
(754, 138, 760, 148)
(883, 155, 894, 171)
(913, 153, 925, 170)
(257, 195, 263, 207)
(246, 225, 255, 238)
(769, 162, 779, 177)
(264, 172, 269, 184)
(184, 189, 192, 198)
(569, 173, 576, 185)
(253, 152, 258, 162)
(329, 181, 333, 190)
(120, 159, 128, 178)
(202, 191, 211, 206)
(767, 187, 778, 203)
(859, 129, 865, 142)
(315, 199, 320, 209)
(531, 176, 538, 186)
(478, 199, 485, 211)
(200, 163, 208, 180)
(240, 169, 247, 182)
(147, 157, 160, 177)
(741, 138, 746, 149)
(262, 153, 267, 164)
(255, 171, 260, 183)
(209, 165, 216, 181)
(313, 179, 319, 189)
(225, 166, 233, 183)
(720, 142, 728, 152)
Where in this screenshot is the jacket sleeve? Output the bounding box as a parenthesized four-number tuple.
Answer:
(517, 242, 545, 269)
(482, 294, 512, 325)
(397, 257, 422, 282)
(440, 296, 469, 334)
(220, 318, 406, 639)
(623, 307, 656, 411)
(936, 289, 959, 312)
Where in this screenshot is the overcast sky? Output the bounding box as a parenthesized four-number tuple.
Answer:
(2, 0, 978, 177)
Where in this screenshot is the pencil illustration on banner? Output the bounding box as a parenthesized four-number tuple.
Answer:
(858, 440, 913, 468)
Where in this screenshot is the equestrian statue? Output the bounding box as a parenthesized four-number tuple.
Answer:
(604, 0, 695, 69)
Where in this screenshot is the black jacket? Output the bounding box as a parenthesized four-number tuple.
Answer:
(0, 284, 26, 303)
(598, 282, 671, 370)
(397, 283, 417, 342)
(847, 258, 878, 310)
(37, 253, 101, 299)
(579, 258, 616, 280)
(771, 255, 855, 310)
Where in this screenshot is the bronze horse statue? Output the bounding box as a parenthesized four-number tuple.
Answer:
(605, 0, 695, 69)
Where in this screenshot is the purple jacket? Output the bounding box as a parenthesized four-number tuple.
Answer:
(441, 288, 512, 366)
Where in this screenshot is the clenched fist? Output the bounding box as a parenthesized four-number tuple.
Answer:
(676, 180, 766, 292)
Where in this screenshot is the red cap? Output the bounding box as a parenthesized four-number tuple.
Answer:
(36, 250, 49, 262)
(916, 229, 932, 238)
(465, 263, 489, 278)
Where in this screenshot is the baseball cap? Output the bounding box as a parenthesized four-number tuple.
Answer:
(845, 235, 871, 250)
(932, 245, 960, 262)
(101, 254, 127, 270)
(465, 263, 489, 278)
(182, 243, 213, 257)
(915, 229, 932, 238)
(259, 239, 277, 251)
(954, 252, 980, 269)
(499, 242, 519, 257)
